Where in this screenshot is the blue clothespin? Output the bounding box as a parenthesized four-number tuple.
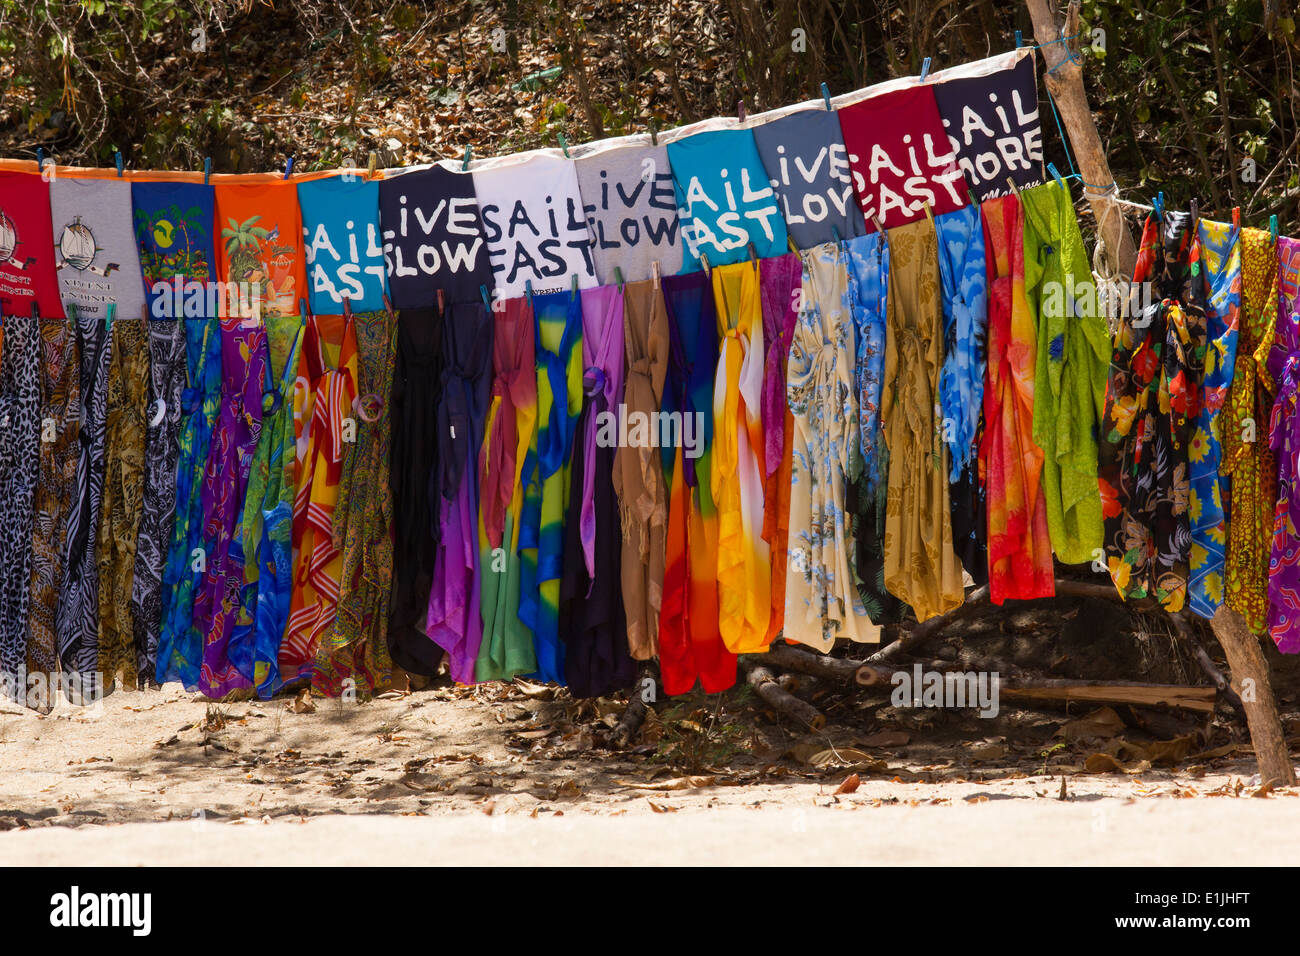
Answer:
(920, 57, 932, 81)
(821, 82, 832, 110)
(480, 285, 490, 309)
(525, 279, 534, 298)
(115, 151, 124, 177)
(203, 157, 211, 185)
(1271, 214, 1279, 241)
(1015, 30, 1022, 49)
(1152, 191, 1165, 221)
(557, 133, 570, 158)
(284, 156, 294, 180)
(462, 145, 472, 170)
(36, 147, 45, 171)
(1048, 162, 1066, 192)
(299, 297, 308, 319)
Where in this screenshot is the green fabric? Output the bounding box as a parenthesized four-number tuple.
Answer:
(1023, 180, 1111, 565)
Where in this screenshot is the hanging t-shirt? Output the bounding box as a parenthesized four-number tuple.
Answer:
(473, 153, 596, 298)
(297, 175, 388, 313)
(573, 141, 683, 283)
(667, 128, 787, 270)
(751, 109, 866, 247)
(932, 52, 1045, 201)
(0, 171, 64, 317)
(49, 177, 144, 320)
(837, 84, 969, 230)
(130, 181, 217, 317)
(214, 180, 307, 318)
(379, 163, 494, 307)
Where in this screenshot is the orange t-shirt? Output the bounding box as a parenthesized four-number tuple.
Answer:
(214, 181, 307, 318)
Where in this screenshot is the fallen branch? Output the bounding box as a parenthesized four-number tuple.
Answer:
(754, 642, 864, 683)
(741, 661, 826, 731)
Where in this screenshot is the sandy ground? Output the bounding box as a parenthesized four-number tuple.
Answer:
(2, 683, 1297, 865)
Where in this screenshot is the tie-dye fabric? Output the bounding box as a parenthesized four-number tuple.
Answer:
(1188, 218, 1241, 618)
(1099, 212, 1205, 612)
(659, 271, 732, 695)
(518, 289, 583, 684)
(315, 309, 397, 696)
(1268, 235, 1300, 652)
(96, 318, 150, 690)
(283, 313, 358, 686)
(980, 195, 1054, 604)
(157, 317, 221, 689)
(477, 298, 539, 682)
(881, 218, 965, 622)
(1223, 228, 1278, 633)
(26, 319, 80, 712)
(426, 302, 493, 684)
(710, 262, 771, 653)
(228, 313, 305, 697)
(1022, 182, 1109, 565)
(785, 242, 881, 651)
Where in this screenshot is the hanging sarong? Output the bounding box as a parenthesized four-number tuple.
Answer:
(0, 314, 40, 704)
(1098, 212, 1206, 611)
(157, 317, 221, 689)
(1222, 227, 1278, 633)
(228, 313, 305, 697)
(785, 242, 881, 650)
(559, 285, 635, 697)
(710, 262, 771, 653)
(659, 271, 733, 693)
(518, 289, 583, 685)
(96, 318, 150, 690)
(881, 218, 964, 621)
(316, 308, 398, 696)
(283, 311, 358, 686)
(425, 301, 493, 684)
(1187, 216, 1241, 618)
(477, 297, 539, 682)
(389, 308, 443, 676)
(26, 318, 80, 712)
(1268, 235, 1300, 652)
(1022, 182, 1110, 565)
(981, 195, 1055, 604)
(129, 317, 185, 686)
(758, 254, 801, 644)
(60, 313, 114, 701)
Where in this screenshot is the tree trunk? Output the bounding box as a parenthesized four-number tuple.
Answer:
(1209, 607, 1296, 786)
(1024, 0, 1138, 277)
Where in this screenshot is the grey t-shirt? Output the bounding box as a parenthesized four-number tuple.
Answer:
(574, 142, 683, 284)
(752, 109, 866, 247)
(49, 177, 146, 320)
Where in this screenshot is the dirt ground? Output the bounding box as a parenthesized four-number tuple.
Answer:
(1, 676, 1297, 865)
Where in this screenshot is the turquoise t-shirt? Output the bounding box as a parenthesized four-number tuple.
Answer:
(297, 176, 388, 313)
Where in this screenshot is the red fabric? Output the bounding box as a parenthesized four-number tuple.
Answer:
(0, 172, 64, 317)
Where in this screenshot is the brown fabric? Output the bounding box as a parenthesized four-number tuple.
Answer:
(613, 278, 670, 660)
(96, 318, 150, 688)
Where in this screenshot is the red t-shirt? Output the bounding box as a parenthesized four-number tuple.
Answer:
(0, 171, 64, 317)
(837, 84, 970, 232)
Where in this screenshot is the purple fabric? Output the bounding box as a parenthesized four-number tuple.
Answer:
(1268, 236, 1300, 653)
(759, 253, 802, 478)
(579, 285, 626, 578)
(426, 475, 481, 682)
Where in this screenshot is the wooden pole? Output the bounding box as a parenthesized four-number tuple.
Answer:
(1209, 607, 1296, 786)
(1024, 0, 1138, 277)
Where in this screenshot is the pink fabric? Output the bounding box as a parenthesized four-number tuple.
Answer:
(760, 253, 802, 478)
(579, 285, 626, 577)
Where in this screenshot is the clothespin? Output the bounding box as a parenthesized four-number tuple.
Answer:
(480, 284, 491, 309)
(36, 147, 45, 171)
(105, 302, 116, 334)
(115, 151, 124, 178)
(787, 237, 799, 255)
(203, 157, 211, 185)
(737, 100, 747, 124)
(922, 202, 935, 225)
(299, 297, 309, 320)
(1152, 191, 1164, 221)
(831, 225, 841, 244)
(699, 251, 712, 275)
(367, 152, 378, 176)
(871, 216, 887, 249)
(821, 82, 832, 110)
(571, 272, 579, 293)
(614, 265, 625, 288)
(284, 156, 295, 180)
(558, 133, 570, 158)
(525, 279, 534, 298)
(462, 145, 472, 170)
(919, 57, 932, 81)
(437, 288, 446, 315)
(1005, 176, 1022, 199)
(1015, 30, 1022, 49)
(1189, 199, 1199, 236)
(747, 242, 758, 264)
(1232, 206, 1241, 230)
(651, 260, 662, 288)
(1047, 162, 1066, 193)
(649, 121, 659, 146)
(1270, 214, 1279, 241)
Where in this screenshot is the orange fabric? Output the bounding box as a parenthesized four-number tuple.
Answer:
(214, 181, 308, 317)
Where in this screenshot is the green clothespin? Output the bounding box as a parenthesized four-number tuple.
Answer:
(558, 133, 570, 158)
(571, 272, 579, 293)
(462, 145, 472, 170)
(105, 302, 115, 335)
(203, 157, 211, 185)
(1270, 215, 1279, 241)
(614, 266, 625, 288)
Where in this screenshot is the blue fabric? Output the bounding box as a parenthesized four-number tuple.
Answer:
(933, 204, 988, 481)
(844, 232, 889, 490)
(298, 176, 388, 313)
(131, 182, 216, 316)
